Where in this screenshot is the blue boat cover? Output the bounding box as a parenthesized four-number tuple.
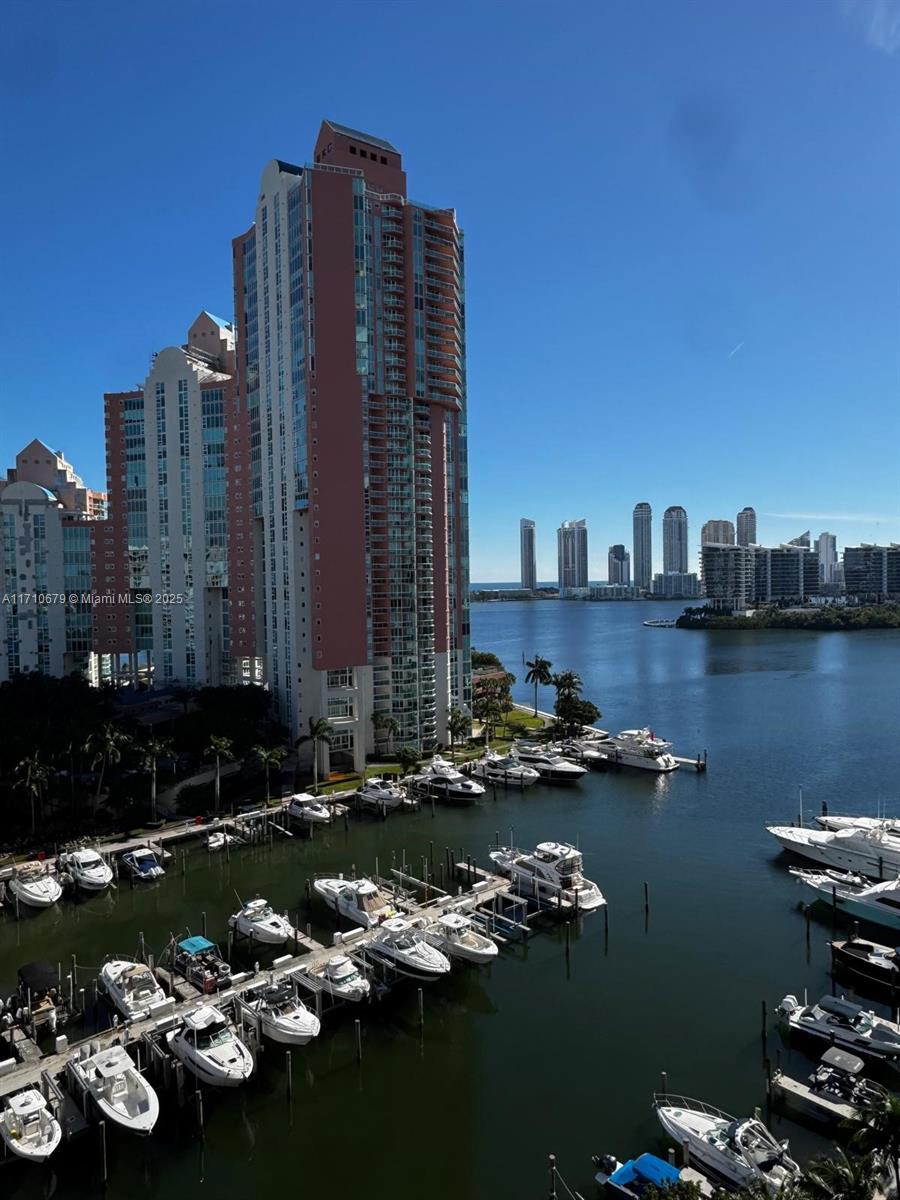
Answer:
(610, 1154, 680, 1190)
(178, 936, 215, 955)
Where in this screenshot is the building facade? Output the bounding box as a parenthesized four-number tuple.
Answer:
(520, 518, 536, 591)
(557, 520, 588, 593)
(701, 519, 735, 546)
(700, 544, 754, 611)
(701, 542, 820, 611)
(843, 545, 900, 600)
(652, 572, 701, 598)
(632, 502, 652, 592)
(608, 543, 630, 585)
(736, 506, 756, 546)
(815, 532, 837, 585)
(662, 505, 688, 574)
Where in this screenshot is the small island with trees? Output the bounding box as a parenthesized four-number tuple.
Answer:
(676, 603, 900, 631)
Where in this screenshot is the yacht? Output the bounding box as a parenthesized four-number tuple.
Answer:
(120, 846, 165, 881)
(68, 1045, 159, 1135)
(287, 793, 333, 824)
(768, 823, 900, 877)
(171, 935, 232, 993)
(791, 867, 900, 930)
(228, 897, 295, 945)
(469, 751, 540, 788)
(207, 831, 239, 852)
(7, 861, 63, 909)
(0, 1089, 62, 1163)
(356, 776, 406, 812)
(99, 958, 168, 1021)
(413, 756, 485, 804)
(298, 955, 370, 1002)
(57, 847, 114, 892)
(241, 980, 321, 1045)
(168, 1006, 254, 1087)
(553, 740, 607, 766)
(831, 937, 900, 991)
(778, 993, 900, 1066)
(424, 912, 498, 964)
(489, 841, 606, 912)
(314, 876, 397, 928)
(597, 729, 678, 772)
(510, 744, 587, 784)
(365, 917, 452, 980)
(770, 1047, 884, 1129)
(818, 814, 900, 836)
(654, 1094, 799, 1195)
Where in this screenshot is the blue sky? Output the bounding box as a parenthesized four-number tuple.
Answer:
(2, 0, 898, 580)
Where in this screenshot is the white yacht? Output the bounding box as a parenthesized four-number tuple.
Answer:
(99, 959, 168, 1021)
(298, 955, 371, 1002)
(287, 793, 333, 824)
(228, 897, 295, 945)
(553, 740, 607, 766)
(357, 776, 407, 811)
(413, 756, 485, 804)
(597, 729, 678, 772)
(654, 1095, 799, 1195)
(314, 876, 397, 928)
(424, 913, 498, 964)
(207, 831, 239, 852)
(366, 917, 452, 980)
(7, 862, 63, 909)
(768, 823, 900, 877)
(0, 1089, 62, 1163)
(120, 846, 165, 881)
(241, 980, 321, 1045)
(510, 744, 587, 784)
(57, 848, 114, 892)
(791, 868, 900, 931)
(68, 1045, 159, 1135)
(168, 1006, 254, 1087)
(817, 814, 900, 836)
(489, 842, 606, 912)
(469, 751, 540, 788)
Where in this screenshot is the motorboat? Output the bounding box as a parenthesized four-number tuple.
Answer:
(489, 842, 606, 912)
(99, 958, 168, 1020)
(592, 1152, 714, 1199)
(14, 961, 71, 1034)
(120, 846, 165, 881)
(207, 831, 239, 852)
(356, 776, 407, 811)
(413, 756, 485, 804)
(791, 867, 900, 930)
(768, 824, 900, 878)
(769, 1047, 884, 1130)
(0, 1089, 61, 1163)
(240, 980, 321, 1045)
(818, 814, 900, 837)
(287, 793, 333, 824)
(167, 1006, 254, 1087)
(831, 936, 900, 991)
(313, 876, 397, 928)
(777, 993, 900, 1065)
(552, 739, 607, 766)
(68, 1045, 159, 1135)
(171, 935, 232, 993)
(509, 743, 587, 784)
(57, 847, 114, 892)
(596, 729, 678, 773)
(7, 861, 63, 909)
(424, 912, 498, 964)
(228, 897, 295, 945)
(654, 1094, 799, 1195)
(298, 955, 370, 1002)
(366, 917, 452, 980)
(469, 751, 540, 788)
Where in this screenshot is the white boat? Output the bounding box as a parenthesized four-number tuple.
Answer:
(366, 917, 452, 980)
(654, 1094, 799, 1195)
(357, 776, 406, 811)
(58, 848, 114, 892)
(0, 1089, 62, 1163)
(68, 1045, 159, 1135)
(469, 751, 540, 787)
(489, 841, 606, 912)
(768, 824, 900, 878)
(207, 831, 239, 852)
(287, 793, 333, 824)
(299, 955, 370, 1002)
(98, 959, 168, 1021)
(597, 729, 678, 772)
(413, 756, 485, 804)
(168, 1006, 254, 1087)
(817, 814, 900, 837)
(228, 897, 295, 945)
(510, 744, 587, 783)
(553, 740, 607, 766)
(424, 912, 498, 964)
(120, 846, 165, 881)
(241, 980, 321, 1045)
(770, 1047, 884, 1130)
(778, 993, 900, 1066)
(313, 876, 397, 928)
(171, 935, 232, 992)
(7, 861, 63, 909)
(791, 868, 900, 930)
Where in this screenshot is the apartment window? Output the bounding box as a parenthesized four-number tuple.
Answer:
(327, 667, 353, 688)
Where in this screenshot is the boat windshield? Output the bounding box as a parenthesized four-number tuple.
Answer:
(358, 890, 386, 914)
(249, 905, 274, 920)
(195, 1023, 231, 1050)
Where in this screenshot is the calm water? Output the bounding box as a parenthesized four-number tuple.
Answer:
(3, 600, 900, 1199)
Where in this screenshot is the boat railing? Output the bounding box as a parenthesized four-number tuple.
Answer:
(654, 1093, 733, 1121)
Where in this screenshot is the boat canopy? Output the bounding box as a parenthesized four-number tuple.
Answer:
(609, 1154, 680, 1190)
(17, 961, 59, 994)
(91, 1047, 131, 1078)
(818, 995, 863, 1020)
(178, 936, 216, 956)
(821, 1047, 865, 1075)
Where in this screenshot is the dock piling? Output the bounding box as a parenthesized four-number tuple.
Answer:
(761, 999, 767, 1041)
(99, 1119, 108, 1184)
(548, 1153, 558, 1199)
(661, 1070, 668, 1093)
(201, 911, 207, 939)
(355, 1018, 363, 1063)
(195, 1089, 204, 1138)
(418, 987, 424, 1029)
(285, 1050, 292, 1100)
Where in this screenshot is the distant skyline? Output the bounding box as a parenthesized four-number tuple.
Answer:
(1, 1, 898, 582)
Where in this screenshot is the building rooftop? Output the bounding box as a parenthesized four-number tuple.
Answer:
(323, 120, 398, 153)
(202, 311, 232, 330)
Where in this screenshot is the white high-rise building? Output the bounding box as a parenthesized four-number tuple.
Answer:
(702, 520, 736, 546)
(632, 502, 652, 591)
(557, 520, 588, 592)
(736, 507, 757, 546)
(663, 506, 688, 574)
(520, 519, 537, 591)
(816, 532, 837, 584)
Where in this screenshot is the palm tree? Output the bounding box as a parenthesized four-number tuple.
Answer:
(524, 655, 553, 717)
(371, 710, 387, 753)
(14, 754, 49, 836)
(296, 716, 335, 794)
(205, 735, 234, 814)
(141, 736, 174, 824)
(87, 722, 132, 806)
(804, 1148, 880, 1200)
(447, 708, 470, 761)
(252, 745, 286, 805)
(551, 670, 583, 700)
(854, 1089, 900, 1194)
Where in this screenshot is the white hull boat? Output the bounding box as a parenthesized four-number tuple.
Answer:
(778, 993, 900, 1066)
(69, 1045, 159, 1135)
(357, 778, 406, 811)
(298, 955, 370, 1002)
(287, 794, 333, 824)
(511, 744, 586, 783)
(120, 847, 165, 881)
(769, 824, 900, 878)
(207, 831, 239, 852)
(58, 848, 113, 892)
(791, 868, 900, 930)
(414, 756, 485, 804)
(228, 897, 295, 945)
(168, 1006, 254, 1087)
(366, 917, 452, 980)
(99, 958, 168, 1021)
(489, 841, 606, 912)
(470, 752, 540, 788)
(314, 876, 397, 928)
(8, 863, 63, 909)
(818, 815, 900, 837)
(425, 912, 498, 964)
(0, 1089, 62, 1163)
(597, 729, 678, 772)
(242, 981, 321, 1045)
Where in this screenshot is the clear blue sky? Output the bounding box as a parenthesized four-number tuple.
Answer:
(2, 0, 898, 580)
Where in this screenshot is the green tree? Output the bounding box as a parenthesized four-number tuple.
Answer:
(296, 716, 335, 794)
(471, 649, 503, 669)
(396, 745, 421, 776)
(447, 708, 471, 761)
(14, 754, 49, 837)
(853, 1089, 900, 1195)
(555, 696, 601, 737)
(140, 736, 174, 824)
(371, 711, 400, 756)
(524, 655, 553, 717)
(551, 670, 583, 700)
(804, 1148, 880, 1200)
(205, 735, 234, 814)
(87, 722, 132, 807)
(252, 745, 286, 805)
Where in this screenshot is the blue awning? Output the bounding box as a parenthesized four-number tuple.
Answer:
(610, 1155, 680, 1189)
(178, 936, 215, 955)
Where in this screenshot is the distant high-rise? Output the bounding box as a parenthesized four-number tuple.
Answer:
(632, 503, 652, 591)
(815, 532, 837, 585)
(843, 545, 900, 600)
(736, 506, 757, 546)
(663, 506, 688, 574)
(788, 531, 811, 548)
(701, 519, 736, 546)
(520, 519, 537, 591)
(558, 520, 588, 592)
(608, 544, 630, 585)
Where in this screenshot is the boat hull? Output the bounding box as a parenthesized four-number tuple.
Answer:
(169, 1042, 253, 1088)
(809, 887, 900, 931)
(771, 828, 900, 878)
(260, 1014, 320, 1046)
(9, 879, 62, 908)
(0, 1121, 61, 1162)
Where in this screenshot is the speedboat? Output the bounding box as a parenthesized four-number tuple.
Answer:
(596, 729, 678, 772)
(207, 831, 239, 852)
(469, 751, 540, 788)
(770, 1047, 885, 1130)
(57, 847, 114, 892)
(168, 1006, 254, 1087)
(489, 841, 606, 912)
(831, 936, 900, 991)
(424, 912, 498, 964)
(654, 1094, 799, 1195)
(299, 955, 370, 1002)
(791, 867, 900, 930)
(592, 1152, 710, 1198)
(777, 993, 900, 1066)
(14, 961, 71, 1034)
(768, 824, 900, 878)
(356, 776, 406, 811)
(287, 793, 333, 824)
(0, 1089, 62, 1163)
(818, 814, 900, 837)
(413, 756, 485, 804)
(120, 846, 165, 881)
(365, 917, 451, 980)
(68, 1045, 159, 1135)
(172, 935, 232, 993)
(553, 739, 607, 766)
(99, 958, 168, 1020)
(241, 980, 321, 1045)
(228, 897, 295, 945)
(509, 744, 587, 783)
(313, 876, 397, 928)
(7, 861, 63, 909)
